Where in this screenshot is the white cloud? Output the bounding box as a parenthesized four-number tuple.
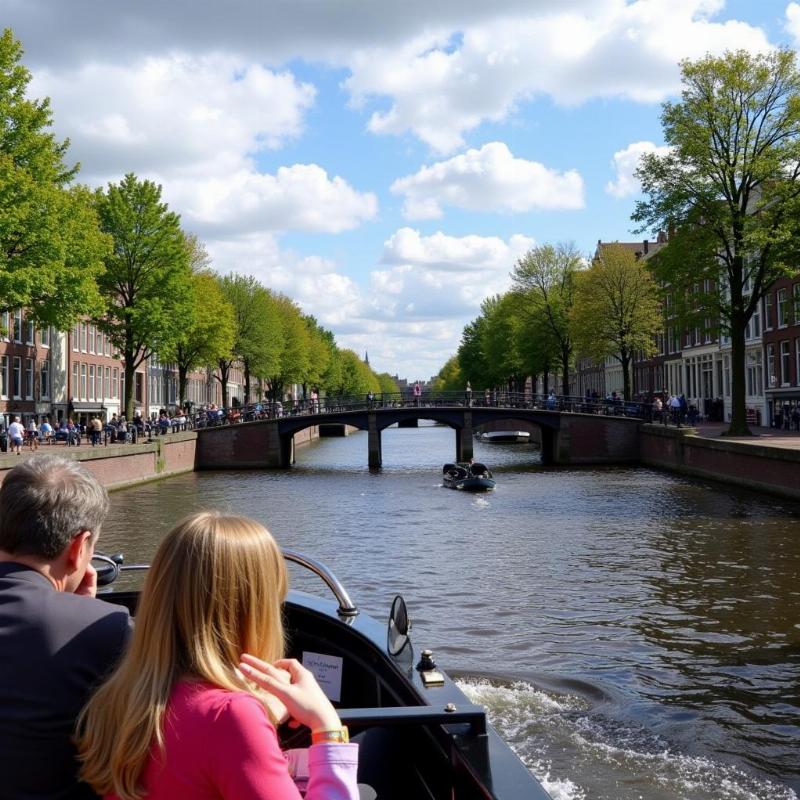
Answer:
(345, 0, 772, 152)
(605, 140, 672, 198)
(33, 54, 316, 181)
(391, 142, 584, 219)
(168, 164, 378, 236)
(207, 227, 534, 377)
(786, 2, 800, 45)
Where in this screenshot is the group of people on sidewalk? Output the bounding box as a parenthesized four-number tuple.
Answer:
(0, 455, 366, 800)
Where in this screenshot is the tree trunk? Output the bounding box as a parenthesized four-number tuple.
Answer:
(621, 350, 631, 402)
(542, 363, 550, 395)
(217, 359, 230, 407)
(561, 347, 571, 396)
(726, 311, 751, 435)
(123, 356, 135, 421)
(178, 363, 188, 408)
(243, 359, 251, 404)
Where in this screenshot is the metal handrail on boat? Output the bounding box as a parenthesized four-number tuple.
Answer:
(102, 549, 358, 618)
(280, 549, 359, 618)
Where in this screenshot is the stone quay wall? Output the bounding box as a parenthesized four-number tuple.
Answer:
(640, 424, 800, 501)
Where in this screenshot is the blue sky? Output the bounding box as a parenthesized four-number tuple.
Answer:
(3, 0, 797, 379)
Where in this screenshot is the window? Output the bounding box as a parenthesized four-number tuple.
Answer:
(80, 323, 87, 352)
(766, 344, 776, 389)
(794, 284, 800, 324)
(25, 317, 34, 345)
(72, 363, 79, 400)
(24, 358, 33, 399)
(72, 323, 79, 352)
(113, 367, 119, 398)
(1, 312, 8, 341)
(781, 341, 792, 386)
(0, 356, 8, 398)
(40, 326, 50, 348)
(88, 325, 95, 354)
(105, 366, 110, 399)
(12, 357, 21, 398)
(80, 364, 87, 401)
(13, 310, 22, 342)
(746, 350, 763, 397)
(765, 293, 774, 330)
(89, 365, 95, 401)
(704, 318, 712, 344)
(797, 339, 800, 386)
(778, 289, 789, 328)
(40, 361, 50, 399)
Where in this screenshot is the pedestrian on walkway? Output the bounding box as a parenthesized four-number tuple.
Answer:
(464, 381, 472, 407)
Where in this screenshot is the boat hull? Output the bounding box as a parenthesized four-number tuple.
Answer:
(480, 431, 530, 443)
(444, 476, 496, 491)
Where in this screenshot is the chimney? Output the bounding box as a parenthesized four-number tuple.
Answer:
(643, 239, 649, 255)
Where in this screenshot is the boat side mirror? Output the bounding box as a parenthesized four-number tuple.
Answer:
(387, 594, 411, 656)
(93, 552, 122, 586)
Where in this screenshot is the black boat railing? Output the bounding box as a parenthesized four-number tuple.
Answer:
(95, 549, 359, 618)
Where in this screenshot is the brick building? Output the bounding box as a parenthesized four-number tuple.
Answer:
(762, 276, 800, 427)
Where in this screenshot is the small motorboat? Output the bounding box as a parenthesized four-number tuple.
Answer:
(93, 551, 549, 800)
(442, 461, 496, 491)
(479, 431, 531, 444)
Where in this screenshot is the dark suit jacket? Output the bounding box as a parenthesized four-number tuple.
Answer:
(0, 562, 131, 800)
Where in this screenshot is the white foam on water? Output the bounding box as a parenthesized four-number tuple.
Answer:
(457, 678, 798, 800)
(472, 497, 491, 509)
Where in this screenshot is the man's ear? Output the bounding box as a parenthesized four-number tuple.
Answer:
(66, 530, 92, 569)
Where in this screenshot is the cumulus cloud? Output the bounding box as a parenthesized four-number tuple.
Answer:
(391, 142, 584, 219)
(344, 0, 771, 152)
(32, 54, 316, 182)
(605, 140, 672, 198)
(786, 2, 800, 45)
(168, 164, 377, 237)
(207, 227, 534, 377)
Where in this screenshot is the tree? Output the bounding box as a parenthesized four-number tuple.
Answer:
(160, 270, 235, 407)
(571, 244, 662, 401)
(0, 29, 109, 329)
(219, 274, 282, 404)
(430, 356, 462, 394)
(634, 48, 800, 434)
(511, 243, 581, 396)
(456, 301, 494, 390)
(482, 292, 526, 392)
(376, 372, 399, 396)
(95, 174, 192, 419)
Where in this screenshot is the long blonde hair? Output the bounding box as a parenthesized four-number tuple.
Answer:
(76, 511, 288, 800)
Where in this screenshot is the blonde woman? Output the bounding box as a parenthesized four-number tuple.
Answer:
(77, 512, 358, 800)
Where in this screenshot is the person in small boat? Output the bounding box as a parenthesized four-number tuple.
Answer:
(0, 455, 131, 800)
(76, 511, 359, 800)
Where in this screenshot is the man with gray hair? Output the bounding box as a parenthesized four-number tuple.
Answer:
(0, 455, 130, 800)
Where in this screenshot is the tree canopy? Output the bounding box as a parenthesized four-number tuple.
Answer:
(0, 28, 109, 330)
(571, 245, 661, 400)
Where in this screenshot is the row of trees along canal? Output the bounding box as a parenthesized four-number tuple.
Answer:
(434, 48, 800, 436)
(0, 29, 397, 420)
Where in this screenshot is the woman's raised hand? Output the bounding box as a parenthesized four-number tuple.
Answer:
(239, 655, 341, 732)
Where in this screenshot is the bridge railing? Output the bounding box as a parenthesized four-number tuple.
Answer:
(146, 391, 652, 434)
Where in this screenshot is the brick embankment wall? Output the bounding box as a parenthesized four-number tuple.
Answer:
(0, 431, 198, 491)
(640, 424, 800, 501)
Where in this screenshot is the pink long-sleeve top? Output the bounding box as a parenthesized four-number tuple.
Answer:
(105, 680, 359, 800)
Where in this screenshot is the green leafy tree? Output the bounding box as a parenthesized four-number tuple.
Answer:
(571, 244, 662, 401)
(376, 372, 399, 396)
(160, 269, 235, 407)
(95, 174, 192, 419)
(511, 243, 581, 396)
(0, 29, 109, 328)
(634, 48, 800, 434)
(220, 274, 283, 404)
(430, 356, 462, 395)
(456, 302, 494, 390)
(482, 292, 526, 392)
(261, 295, 310, 404)
(333, 349, 376, 396)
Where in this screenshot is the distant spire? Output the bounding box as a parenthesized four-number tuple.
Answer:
(364, 350, 370, 366)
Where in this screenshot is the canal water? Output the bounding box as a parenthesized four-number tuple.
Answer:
(102, 424, 800, 800)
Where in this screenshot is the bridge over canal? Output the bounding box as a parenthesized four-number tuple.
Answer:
(195, 393, 646, 469)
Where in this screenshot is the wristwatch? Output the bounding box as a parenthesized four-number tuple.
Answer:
(311, 726, 350, 745)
